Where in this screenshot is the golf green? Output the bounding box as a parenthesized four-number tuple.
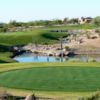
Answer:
(0, 66, 100, 92)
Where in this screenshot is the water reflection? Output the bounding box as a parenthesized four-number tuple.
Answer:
(80, 56, 88, 62)
(14, 53, 100, 63)
(14, 54, 65, 63)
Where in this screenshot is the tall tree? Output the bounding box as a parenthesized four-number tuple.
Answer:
(63, 17, 69, 25)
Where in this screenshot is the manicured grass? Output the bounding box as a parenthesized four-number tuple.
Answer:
(0, 24, 99, 46)
(0, 62, 100, 92)
(0, 62, 99, 99)
(0, 29, 68, 46)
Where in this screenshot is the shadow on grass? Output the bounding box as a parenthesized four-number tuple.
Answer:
(0, 44, 12, 52)
(0, 60, 9, 63)
(41, 32, 58, 40)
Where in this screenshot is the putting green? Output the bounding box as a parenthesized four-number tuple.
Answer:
(0, 66, 100, 92)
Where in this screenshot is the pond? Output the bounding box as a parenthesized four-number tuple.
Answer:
(14, 54, 65, 62)
(14, 53, 100, 63)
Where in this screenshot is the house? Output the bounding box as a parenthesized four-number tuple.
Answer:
(78, 17, 92, 24)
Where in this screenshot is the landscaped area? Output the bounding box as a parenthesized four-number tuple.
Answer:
(0, 21, 100, 99)
(0, 62, 99, 99)
(1, 65, 100, 92)
(1, 0, 100, 99)
(0, 24, 100, 63)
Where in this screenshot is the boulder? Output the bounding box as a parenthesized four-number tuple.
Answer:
(25, 94, 36, 100)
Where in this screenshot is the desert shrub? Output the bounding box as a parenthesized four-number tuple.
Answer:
(65, 46, 70, 51)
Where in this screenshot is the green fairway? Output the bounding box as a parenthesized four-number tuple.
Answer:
(0, 29, 68, 46)
(0, 65, 100, 92)
(0, 24, 99, 46)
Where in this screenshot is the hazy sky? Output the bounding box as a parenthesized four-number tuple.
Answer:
(0, 0, 100, 22)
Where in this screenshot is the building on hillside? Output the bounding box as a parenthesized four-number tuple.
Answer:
(78, 17, 93, 24)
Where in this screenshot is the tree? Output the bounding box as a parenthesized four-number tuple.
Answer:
(92, 16, 100, 26)
(69, 18, 78, 24)
(0, 23, 8, 32)
(63, 17, 69, 25)
(0, 27, 8, 32)
(9, 20, 17, 27)
(45, 20, 52, 26)
(54, 19, 63, 25)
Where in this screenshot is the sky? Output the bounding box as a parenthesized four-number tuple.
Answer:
(0, 0, 100, 22)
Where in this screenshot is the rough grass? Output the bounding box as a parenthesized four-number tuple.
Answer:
(0, 52, 15, 63)
(0, 62, 100, 72)
(48, 24, 99, 30)
(0, 87, 94, 100)
(0, 44, 15, 63)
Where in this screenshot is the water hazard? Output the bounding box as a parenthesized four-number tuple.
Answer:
(14, 53, 100, 63)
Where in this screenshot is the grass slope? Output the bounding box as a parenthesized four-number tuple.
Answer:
(0, 52, 15, 63)
(0, 29, 68, 46)
(0, 24, 99, 46)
